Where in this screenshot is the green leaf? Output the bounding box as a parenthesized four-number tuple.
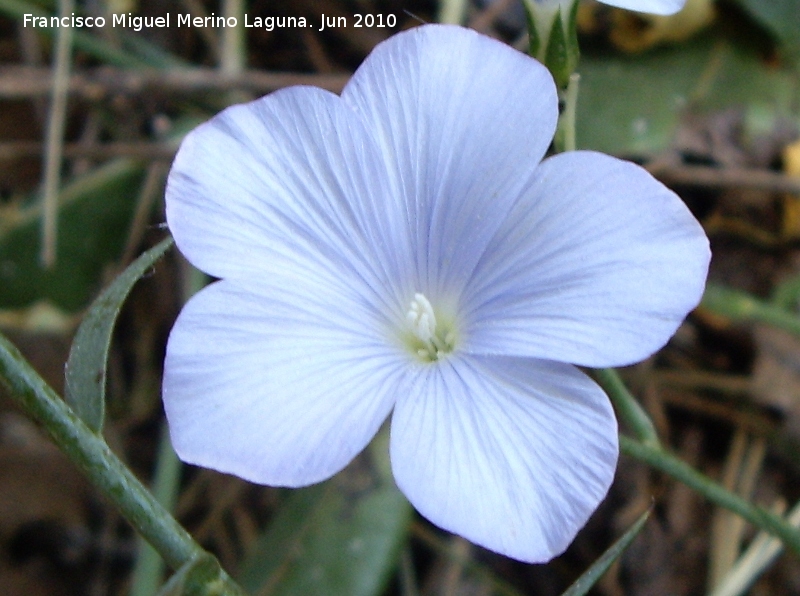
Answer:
(730, 0, 800, 59)
(0, 116, 202, 312)
(561, 508, 651, 596)
(578, 46, 702, 155)
(0, 159, 148, 311)
(64, 237, 173, 433)
(577, 34, 799, 156)
(237, 431, 412, 596)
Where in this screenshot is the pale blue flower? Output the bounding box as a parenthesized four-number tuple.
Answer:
(531, 0, 685, 15)
(163, 24, 709, 562)
(599, 0, 686, 14)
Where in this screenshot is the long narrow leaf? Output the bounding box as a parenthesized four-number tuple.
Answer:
(561, 508, 651, 596)
(65, 237, 173, 432)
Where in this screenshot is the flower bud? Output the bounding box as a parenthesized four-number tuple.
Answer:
(523, 0, 579, 88)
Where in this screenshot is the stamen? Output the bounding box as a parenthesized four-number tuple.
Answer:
(408, 293, 437, 343)
(406, 292, 455, 362)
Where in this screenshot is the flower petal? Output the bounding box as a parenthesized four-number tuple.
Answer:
(390, 355, 617, 562)
(166, 86, 412, 318)
(464, 151, 710, 367)
(601, 0, 685, 15)
(342, 25, 559, 302)
(163, 280, 403, 486)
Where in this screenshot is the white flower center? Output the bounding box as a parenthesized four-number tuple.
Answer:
(406, 293, 456, 362)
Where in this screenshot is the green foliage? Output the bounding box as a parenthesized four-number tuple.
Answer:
(65, 237, 173, 433)
(730, 0, 800, 59)
(237, 432, 412, 596)
(621, 435, 800, 556)
(578, 34, 799, 155)
(3, 3, 800, 593)
(561, 509, 650, 596)
(0, 159, 147, 311)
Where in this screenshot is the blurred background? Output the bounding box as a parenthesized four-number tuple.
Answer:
(1, 0, 800, 594)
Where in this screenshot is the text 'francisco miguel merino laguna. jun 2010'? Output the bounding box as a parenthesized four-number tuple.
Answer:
(22, 12, 398, 31)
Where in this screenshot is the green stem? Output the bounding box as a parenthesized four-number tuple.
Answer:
(40, 0, 74, 267)
(438, 0, 468, 24)
(561, 73, 580, 153)
(621, 435, 800, 556)
(594, 368, 660, 449)
(702, 283, 800, 337)
(130, 423, 184, 596)
(0, 333, 248, 594)
(221, 0, 246, 76)
(0, 332, 195, 567)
